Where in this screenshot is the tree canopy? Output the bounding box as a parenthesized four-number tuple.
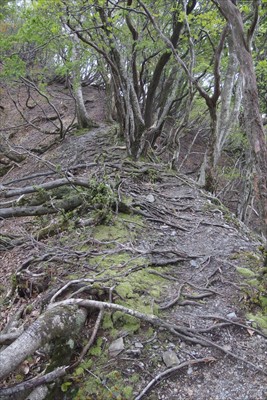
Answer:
(0, 0, 266, 233)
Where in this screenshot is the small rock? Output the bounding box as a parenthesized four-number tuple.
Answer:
(109, 337, 124, 357)
(126, 349, 141, 357)
(145, 194, 155, 203)
(161, 225, 169, 229)
(227, 312, 237, 320)
(134, 342, 143, 348)
(187, 366, 193, 375)
(190, 260, 198, 268)
(223, 344, 232, 352)
(162, 350, 179, 367)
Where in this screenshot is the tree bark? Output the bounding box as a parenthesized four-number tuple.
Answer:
(71, 33, 98, 129)
(0, 196, 83, 218)
(143, 0, 197, 128)
(214, 34, 243, 166)
(214, 0, 267, 239)
(1, 177, 91, 198)
(0, 304, 87, 380)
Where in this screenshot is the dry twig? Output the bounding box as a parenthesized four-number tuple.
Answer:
(134, 357, 216, 400)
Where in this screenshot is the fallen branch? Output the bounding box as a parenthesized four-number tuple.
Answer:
(2, 177, 91, 198)
(0, 196, 83, 218)
(1, 162, 98, 187)
(199, 314, 267, 339)
(0, 366, 67, 398)
(70, 308, 104, 369)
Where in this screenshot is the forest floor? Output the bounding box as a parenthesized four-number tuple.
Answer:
(0, 83, 267, 400)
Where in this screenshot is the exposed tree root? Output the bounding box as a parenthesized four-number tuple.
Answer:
(0, 304, 87, 380)
(1, 295, 266, 399)
(48, 299, 266, 375)
(134, 357, 216, 400)
(0, 366, 67, 399)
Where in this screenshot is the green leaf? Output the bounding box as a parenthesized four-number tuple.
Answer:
(61, 381, 72, 392)
(74, 367, 84, 376)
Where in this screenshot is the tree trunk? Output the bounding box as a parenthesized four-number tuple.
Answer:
(204, 104, 218, 192)
(214, 34, 243, 166)
(71, 33, 97, 129)
(214, 0, 267, 239)
(0, 304, 87, 380)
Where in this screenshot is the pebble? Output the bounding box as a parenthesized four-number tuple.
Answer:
(145, 194, 155, 203)
(109, 337, 124, 357)
(134, 342, 144, 348)
(187, 366, 193, 375)
(190, 260, 198, 268)
(227, 312, 237, 320)
(126, 349, 141, 357)
(162, 350, 180, 367)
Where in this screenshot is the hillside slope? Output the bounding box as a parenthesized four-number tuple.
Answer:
(0, 84, 266, 400)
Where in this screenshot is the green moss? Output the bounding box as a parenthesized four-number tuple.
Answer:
(259, 296, 267, 311)
(122, 386, 133, 398)
(219, 166, 240, 180)
(93, 213, 142, 242)
(102, 313, 114, 330)
(247, 278, 261, 287)
(203, 198, 244, 227)
(73, 128, 89, 136)
(102, 314, 120, 335)
(129, 373, 140, 383)
(124, 268, 164, 299)
(236, 267, 256, 278)
(74, 368, 134, 400)
(231, 251, 262, 265)
(91, 253, 133, 271)
(41, 204, 169, 399)
(116, 282, 134, 298)
(89, 337, 103, 356)
(112, 312, 140, 333)
(66, 274, 80, 280)
(15, 374, 23, 382)
(247, 313, 267, 334)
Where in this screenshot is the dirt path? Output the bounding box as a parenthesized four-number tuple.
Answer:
(118, 171, 267, 400)
(0, 84, 266, 400)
